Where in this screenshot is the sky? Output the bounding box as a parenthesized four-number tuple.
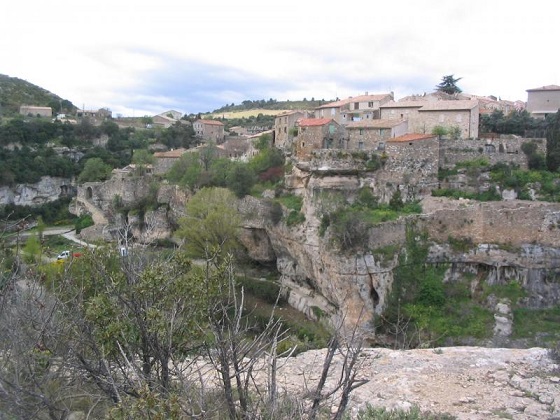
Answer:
(1, 1, 559, 117)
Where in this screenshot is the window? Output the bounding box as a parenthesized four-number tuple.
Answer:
(377, 142, 385, 151)
(359, 128, 364, 135)
(329, 124, 335, 134)
(368, 101, 374, 107)
(358, 141, 364, 150)
(331, 108, 336, 116)
(354, 102, 359, 110)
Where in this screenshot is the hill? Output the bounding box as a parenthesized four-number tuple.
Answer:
(0, 74, 75, 117)
(211, 98, 333, 115)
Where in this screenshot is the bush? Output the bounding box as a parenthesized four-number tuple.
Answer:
(75, 214, 94, 234)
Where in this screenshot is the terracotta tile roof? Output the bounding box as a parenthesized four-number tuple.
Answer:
(346, 119, 405, 129)
(153, 148, 187, 158)
(417, 100, 478, 111)
(380, 100, 425, 109)
(197, 119, 224, 126)
(388, 133, 437, 142)
(298, 118, 334, 127)
(526, 85, 560, 92)
(316, 93, 393, 109)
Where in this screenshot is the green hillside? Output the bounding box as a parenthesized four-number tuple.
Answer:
(0, 74, 75, 117)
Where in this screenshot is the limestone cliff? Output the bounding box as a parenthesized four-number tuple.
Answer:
(238, 169, 560, 341)
(0, 176, 74, 206)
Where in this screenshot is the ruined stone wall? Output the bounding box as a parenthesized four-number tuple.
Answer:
(419, 199, 560, 248)
(383, 137, 439, 185)
(441, 137, 546, 169)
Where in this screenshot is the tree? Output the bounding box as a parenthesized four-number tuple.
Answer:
(546, 110, 560, 171)
(176, 187, 241, 261)
(435, 74, 462, 95)
(131, 149, 155, 166)
(77, 157, 112, 183)
(431, 125, 448, 140)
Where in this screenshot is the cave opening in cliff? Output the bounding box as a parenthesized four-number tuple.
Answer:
(370, 286, 380, 307)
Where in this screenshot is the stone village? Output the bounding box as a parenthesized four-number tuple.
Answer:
(65, 87, 560, 341)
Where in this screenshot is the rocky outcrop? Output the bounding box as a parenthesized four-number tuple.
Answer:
(0, 176, 74, 206)
(238, 174, 560, 337)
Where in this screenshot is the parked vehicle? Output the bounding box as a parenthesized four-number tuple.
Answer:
(56, 250, 83, 261)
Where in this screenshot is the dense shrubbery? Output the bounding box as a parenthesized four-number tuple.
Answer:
(321, 188, 422, 250)
(0, 197, 75, 224)
(166, 134, 286, 199)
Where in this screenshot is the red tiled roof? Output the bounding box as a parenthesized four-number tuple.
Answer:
(388, 133, 437, 142)
(298, 118, 334, 127)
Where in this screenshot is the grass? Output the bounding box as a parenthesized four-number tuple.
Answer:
(512, 306, 560, 343)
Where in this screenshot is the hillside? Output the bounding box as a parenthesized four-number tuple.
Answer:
(0, 74, 75, 116)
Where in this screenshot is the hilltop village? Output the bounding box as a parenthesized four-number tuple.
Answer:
(3, 80, 560, 419)
(63, 87, 560, 337)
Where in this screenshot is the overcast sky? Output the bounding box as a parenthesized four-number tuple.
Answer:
(1, 1, 558, 117)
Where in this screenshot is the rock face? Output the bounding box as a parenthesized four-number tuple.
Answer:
(0, 176, 74, 206)
(238, 172, 560, 337)
(272, 346, 559, 419)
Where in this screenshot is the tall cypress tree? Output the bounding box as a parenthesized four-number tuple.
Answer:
(546, 110, 560, 171)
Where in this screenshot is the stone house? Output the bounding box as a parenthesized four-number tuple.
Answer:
(314, 92, 394, 125)
(526, 85, 560, 119)
(76, 108, 112, 120)
(345, 119, 408, 151)
(274, 110, 309, 153)
(152, 114, 177, 128)
(19, 105, 52, 117)
(295, 118, 345, 160)
(380, 99, 479, 139)
(153, 148, 188, 174)
(383, 133, 440, 187)
(193, 119, 225, 142)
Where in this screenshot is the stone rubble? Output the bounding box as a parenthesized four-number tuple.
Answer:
(267, 346, 559, 419)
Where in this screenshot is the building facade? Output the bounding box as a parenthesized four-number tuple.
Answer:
(294, 118, 345, 160)
(314, 93, 394, 125)
(193, 119, 225, 142)
(526, 85, 560, 119)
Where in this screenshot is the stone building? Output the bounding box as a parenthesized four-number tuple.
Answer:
(526, 85, 560, 119)
(274, 110, 309, 153)
(314, 92, 394, 125)
(294, 118, 345, 160)
(380, 99, 479, 139)
(382, 133, 440, 187)
(153, 148, 188, 174)
(193, 119, 225, 142)
(345, 119, 408, 151)
(19, 105, 52, 117)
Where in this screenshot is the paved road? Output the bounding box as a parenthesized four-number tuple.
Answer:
(4, 227, 97, 248)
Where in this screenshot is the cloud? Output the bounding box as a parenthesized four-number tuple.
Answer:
(1, 0, 559, 116)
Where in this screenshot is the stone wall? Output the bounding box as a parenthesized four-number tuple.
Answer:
(420, 198, 560, 248)
(441, 137, 546, 169)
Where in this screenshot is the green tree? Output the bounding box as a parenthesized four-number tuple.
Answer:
(431, 125, 448, 140)
(226, 163, 256, 198)
(131, 149, 155, 166)
(435, 74, 462, 95)
(176, 187, 240, 261)
(77, 157, 112, 183)
(546, 110, 560, 171)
